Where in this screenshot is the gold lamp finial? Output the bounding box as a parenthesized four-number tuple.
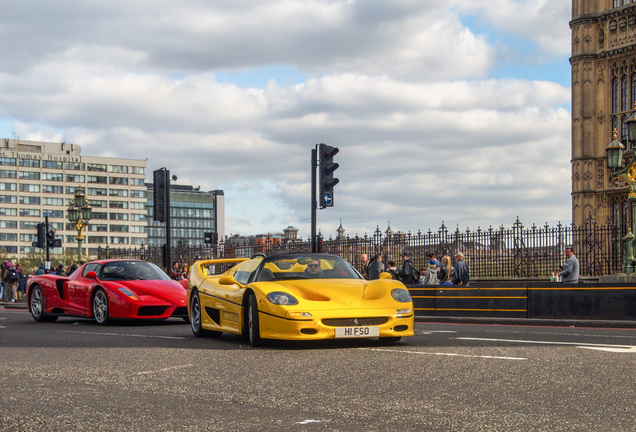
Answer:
(613, 128, 618, 140)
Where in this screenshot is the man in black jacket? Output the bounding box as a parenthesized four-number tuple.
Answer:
(452, 252, 469, 285)
(398, 251, 418, 285)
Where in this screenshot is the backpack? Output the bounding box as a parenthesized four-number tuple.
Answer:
(7, 268, 18, 283)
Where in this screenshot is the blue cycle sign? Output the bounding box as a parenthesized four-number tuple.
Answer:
(323, 192, 333, 206)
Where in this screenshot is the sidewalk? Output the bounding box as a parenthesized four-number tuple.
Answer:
(0, 300, 28, 310)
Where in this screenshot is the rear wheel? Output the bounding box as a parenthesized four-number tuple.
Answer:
(247, 293, 263, 347)
(29, 285, 57, 322)
(190, 291, 221, 337)
(92, 288, 109, 325)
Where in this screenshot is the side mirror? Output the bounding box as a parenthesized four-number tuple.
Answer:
(218, 275, 237, 286)
(379, 272, 393, 280)
(85, 271, 98, 280)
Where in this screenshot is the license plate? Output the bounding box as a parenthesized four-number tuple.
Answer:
(335, 326, 380, 338)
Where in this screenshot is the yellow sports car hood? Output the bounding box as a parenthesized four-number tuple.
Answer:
(256, 278, 408, 309)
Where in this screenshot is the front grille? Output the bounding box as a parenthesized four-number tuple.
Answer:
(171, 307, 188, 318)
(322, 317, 388, 327)
(137, 306, 168, 316)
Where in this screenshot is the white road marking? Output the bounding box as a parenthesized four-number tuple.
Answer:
(296, 420, 322, 425)
(456, 337, 636, 353)
(136, 364, 194, 375)
(364, 348, 527, 361)
(63, 330, 186, 340)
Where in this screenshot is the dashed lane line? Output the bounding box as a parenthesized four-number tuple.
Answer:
(363, 347, 528, 361)
(456, 337, 636, 353)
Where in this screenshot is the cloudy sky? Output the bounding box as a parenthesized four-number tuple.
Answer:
(0, 0, 571, 239)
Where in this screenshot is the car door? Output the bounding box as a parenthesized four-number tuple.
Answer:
(67, 263, 101, 316)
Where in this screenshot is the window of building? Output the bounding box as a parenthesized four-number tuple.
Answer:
(19, 196, 40, 205)
(109, 177, 128, 185)
(19, 158, 40, 168)
(20, 208, 41, 217)
(4, 246, 17, 254)
(19, 171, 40, 180)
(129, 225, 147, 233)
(91, 212, 107, 220)
(130, 190, 144, 198)
(109, 201, 128, 209)
(622, 75, 629, 112)
(1, 233, 18, 241)
(42, 172, 63, 181)
(64, 162, 85, 170)
(42, 161, 63, 169)
(65, 186, 81, 195)
(109, 165, 128, 173)
(130, 166, 145, 175)
(19, 184, 40, 193)
(87, 163, 107, 172)
(19, 233, 37, 242)
(129, 178, 145, 186)
(87, 199, 107, 208)
(0, 182, 16, 191)
(110, 212, 129, 221)
(109, 188, 129, 197)
(43, 197, 64, 206)
(45, 210, 64, 218)
(0, 170, 17, 179)
(42, 185, 63, 194)
(87, 187, 108, 196)
(0, 207, 18, 216)
(130, 213, 145, 221)
(0, 195, 17, 204)
(87, 236, 108, 244)
(110, 225, 129, 232)
(615, 0, 621, 6)
(66, 174, 85, 183)
(130, 237, 145, 245)
(85, 224, 108, 232)
(1, 220, 17, 229)
(612, 77, 620, 113)
(110, 236, 129, 244)
(87, 175, 107, 184)
(130, 201, 145, 210)
(0, 157, 16, 166)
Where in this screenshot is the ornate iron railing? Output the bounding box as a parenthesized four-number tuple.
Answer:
(98, 216, 626, 279)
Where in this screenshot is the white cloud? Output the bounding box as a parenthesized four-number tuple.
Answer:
(0, 0, 572, 238)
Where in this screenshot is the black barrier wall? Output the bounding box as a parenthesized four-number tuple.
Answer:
(408, 283, 636, 321)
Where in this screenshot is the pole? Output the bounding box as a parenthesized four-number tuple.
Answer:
(45, 215, 50, 270)
(165, 169, 172, 273)
(311, 147, 317, 253)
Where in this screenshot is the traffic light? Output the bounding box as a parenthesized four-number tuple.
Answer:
(204, 232, 219, 244)
(46, 229, 61, 248)
(318, 144, 339, 208)
(153, 168, 169, 222)
(32, 223, 46, 248)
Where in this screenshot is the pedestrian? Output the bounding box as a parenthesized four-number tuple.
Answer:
(16, 263, 27, 301)
(452, 252, 469, 285)
(426, 253, 442, 269)
(386, 260, 399, 280)
(422, 261, 440, 285)
(169, 261, 182, 280)
(559, 247, 580, 283)
(437, 255, 454, 285)
(398, 251, 419, 285)
(367, 253, 384, 280)
(2, 261, 20, 303)
(36, 264, 45, 275)
(360, 254, 370, 279)
(55, 263, 67, 276)
(68, 261, 78, 275)
(181, 263, 189, 279)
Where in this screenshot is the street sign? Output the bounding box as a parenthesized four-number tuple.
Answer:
(323, 192, 333, 206)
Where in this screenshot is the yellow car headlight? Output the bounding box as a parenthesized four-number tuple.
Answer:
(288, 311, 312, 319)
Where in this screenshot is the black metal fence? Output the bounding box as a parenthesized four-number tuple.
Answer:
(98, 217, 626, 279)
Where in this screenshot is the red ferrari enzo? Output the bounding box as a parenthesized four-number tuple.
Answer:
(27, 259, 188, 325)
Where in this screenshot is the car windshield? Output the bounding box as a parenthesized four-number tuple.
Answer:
(100, 261, 170, 281)
(255, 254, 362, 281)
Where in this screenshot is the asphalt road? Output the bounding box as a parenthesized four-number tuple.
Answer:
(1, 309, 635, 432)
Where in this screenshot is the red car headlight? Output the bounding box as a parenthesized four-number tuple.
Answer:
(118, 288, 139, 300)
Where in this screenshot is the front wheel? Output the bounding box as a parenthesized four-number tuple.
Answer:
(92, 288, 109, 325)
(246, 294, 263, 347)
(380, 337, 402, 344)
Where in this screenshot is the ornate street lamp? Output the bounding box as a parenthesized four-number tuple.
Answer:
(67, 186, 92, 262)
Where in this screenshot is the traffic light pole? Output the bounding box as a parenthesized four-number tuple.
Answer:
(45, 215, 50, 270)
(311, 146, 317, 253)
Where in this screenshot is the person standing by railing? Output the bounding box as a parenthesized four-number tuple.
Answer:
(560, 247, 579, 283)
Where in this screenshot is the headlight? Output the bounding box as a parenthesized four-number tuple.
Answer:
(118, 288, 138, 300)
(266, 292, 299, 305)
(391, 288, 411, 303)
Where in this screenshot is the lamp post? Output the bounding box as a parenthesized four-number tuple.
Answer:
(67, 186, 93, 262)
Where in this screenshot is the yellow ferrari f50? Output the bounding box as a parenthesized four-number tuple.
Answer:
(187, 253, 414, 346)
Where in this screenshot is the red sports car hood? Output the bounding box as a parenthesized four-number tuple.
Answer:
(114, 280, 186, 302)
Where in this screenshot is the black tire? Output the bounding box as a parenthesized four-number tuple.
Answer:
(92, 288, 109, 325)
(190, 291, 221, 337)
(246, 293, 263, 347)
(29, 285, 57, 322)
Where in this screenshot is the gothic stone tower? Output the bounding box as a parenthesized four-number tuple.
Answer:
(571, 0, 636, 230)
